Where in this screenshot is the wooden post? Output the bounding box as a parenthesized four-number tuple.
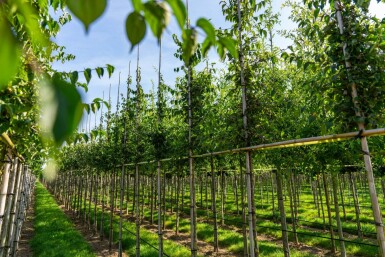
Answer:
(0, 158, 18, 256)
(332, 174, 346, 257)
(211, 155, 218, 252)
(157, 161, 163, 257)
(0, 152, 12, 237)
(322, 172, 336, 253)
(237, 0, 257, 254)
(276, 170, 290, 257)
(135, 165, 140, 257)
(334, 2, 385, 255)
(118, 165, 125, 257)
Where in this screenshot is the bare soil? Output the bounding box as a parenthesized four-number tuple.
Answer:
(16, 194, 35, 257)
(60, 206, 128, 257)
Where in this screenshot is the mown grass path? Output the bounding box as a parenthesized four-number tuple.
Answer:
(30, 182, 96, 257)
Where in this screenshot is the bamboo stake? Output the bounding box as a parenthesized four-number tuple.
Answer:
(322, 172, 336, 253)
(157, 36, 164, 257)
(334, 2, 385, 255)
(276, 170, 290, 257)
(135, 44, 141, 257)
(0, 152, 12, 236)
(236, 0, 257, 255)
(4, 162, 23, 257)
(0, 158, 18, 256)
(185, 1, 198, 255)
(332, 174, 346, 257)
(211, 156, 219, 252)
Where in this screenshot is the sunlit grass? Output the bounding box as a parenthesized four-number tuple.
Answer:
(31, 182, 95, 257)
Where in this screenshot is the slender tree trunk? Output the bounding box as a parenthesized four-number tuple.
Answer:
(221, 168, 225, 226)
(150, 174, 154, 224)
(176, 170, 181, 235)
(322, 172, 336, 253)
(135, 165, 140, 257)
(349, 172, 363, 239)
(239, 155, 248, 256)
(100, 173, 105, 240)
(109, 172, 115, 251)
(332, 174, 346, 257)
(211, 156, 219, 253)
(118, 165, 125, 257)
(157, 161, 163, 256)
(287, 171, 298, 244)
(317, 176, 326, 230)
(271, 171, 276, 222)
(339, 175, 347, 221)
(276, 170, 290, 257)
(234, 171, 239, 215)
(381, 178, 385, 205)
(335, 3, 385, 255)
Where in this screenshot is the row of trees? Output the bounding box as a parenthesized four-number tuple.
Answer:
(56, 0, 385, 256)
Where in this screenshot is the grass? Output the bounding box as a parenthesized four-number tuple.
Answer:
(66, 173, 384, 257)
(83, 202, 193, 257)
(117, 181, 380, 256)
(82, 201, 314, 257)
(91, 198, 315, 256)
(30, 182, 95, 257)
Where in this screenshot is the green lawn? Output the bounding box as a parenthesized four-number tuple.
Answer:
(30, 182, 95, 257)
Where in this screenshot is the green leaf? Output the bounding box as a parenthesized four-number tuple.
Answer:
(40, 74, 83, 146)
(66, 0, 107, 32)
(95, 67, 104, 78)
(218, 36, 238, 59)
(84, 68, 92, 84)
(91, 102, 99, 113)
(83, 103, 91, 114)
(131, 0, 143, 11)
(144, 2, 170, 39)
(81, 133, 89, 142)
(196, 18, 216, 43)
(201, 38, 212, 57)
(94, 97, 110, 109)
(106, 64, 115, 78)
(77, 82, 88, 92)
(165, 0, 186, 29)
(0, 16, 20, 88)
(182, 28, 198, 65)
(314, 8, 320, 19)
(126, 11, 147, 50)
(70, 71, 79, 84)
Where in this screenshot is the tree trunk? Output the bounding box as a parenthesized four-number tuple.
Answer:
(157, 161, 163, 256)
(349, 172, 363, 239)
(118, 166, 125, 257)
(135, 165, 140, 257)
(211, 156, 219, 252)
(335, 3, 385, 255)
(276, 170, 290, 257)
(322, 172, 335, 253)
(109, 172, 115, 251)
(239, 155, 248, 256)
(287, 171, 298, 244)
(332, 174, 346, 257)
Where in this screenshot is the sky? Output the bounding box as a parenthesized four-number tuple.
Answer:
(51, 0, 385, 131)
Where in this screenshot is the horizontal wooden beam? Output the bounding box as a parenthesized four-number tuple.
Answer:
(121, 128, 385, 167)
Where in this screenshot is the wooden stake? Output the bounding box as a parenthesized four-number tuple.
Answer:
(334, 3, 385, 255)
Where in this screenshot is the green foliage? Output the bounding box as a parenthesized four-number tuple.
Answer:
(66, 0, 107, 32)
(41, 74, 83, 146)
(0, 15, 20, 88)
(126, 11, 147, 49)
